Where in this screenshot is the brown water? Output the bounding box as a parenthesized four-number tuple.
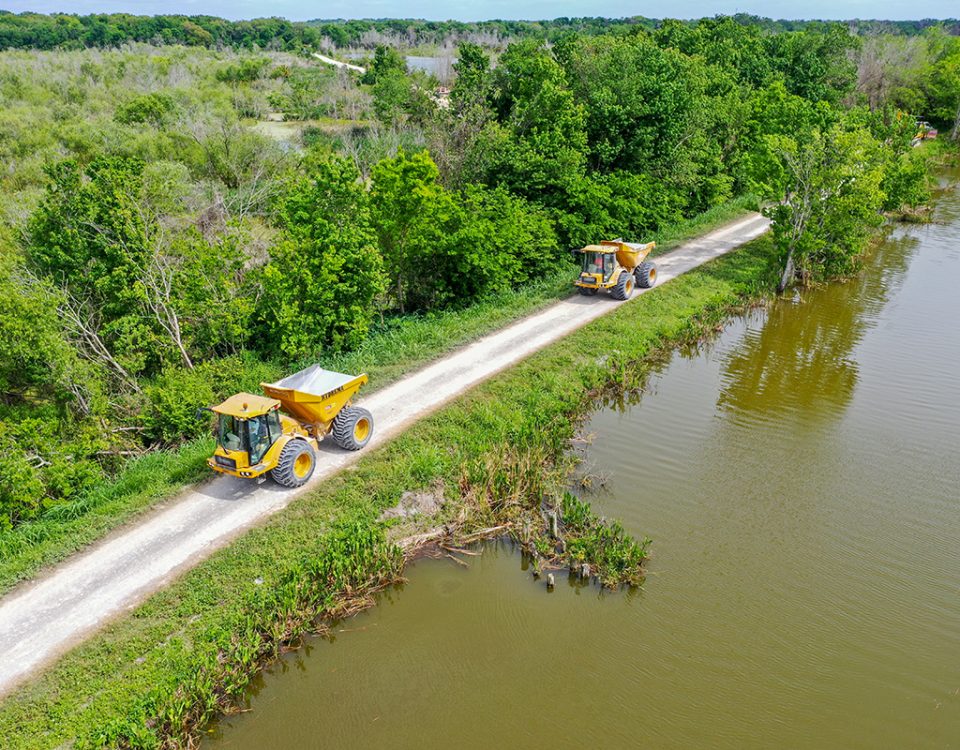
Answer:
(207, 171, 960, 749)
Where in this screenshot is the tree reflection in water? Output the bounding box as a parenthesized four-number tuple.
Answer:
(717, 232, 919, 425)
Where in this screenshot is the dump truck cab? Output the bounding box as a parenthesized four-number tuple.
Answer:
(209, 393, 306, 481)
(574, 239, 658, 300)
(579, 248, 617, 285)
(205, 365, 373, 488)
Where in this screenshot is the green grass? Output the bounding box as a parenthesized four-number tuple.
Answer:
(0, 441, 214, 595)
(0, 198, 758, 596)
(0, 233, 780, 750)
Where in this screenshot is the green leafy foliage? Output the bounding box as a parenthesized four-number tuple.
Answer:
(257, 157, 385, 359)
(370, 149, 461, 311)
(215, 56, 269, 83)
(360, 45, 406, 85)
(765, 125, 888, 288)
(140, 353, 282, 444)
(114, 92, 175, 126)
(29, 156, 149, 320)
(561, 492, 651, 586)
(370, 150, 564, 311)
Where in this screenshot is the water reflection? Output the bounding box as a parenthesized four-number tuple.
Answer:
(718, 232, 919, 425)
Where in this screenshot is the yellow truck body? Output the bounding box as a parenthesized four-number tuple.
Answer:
(206, 365, 372, 487)
(574, 239, 658, 299)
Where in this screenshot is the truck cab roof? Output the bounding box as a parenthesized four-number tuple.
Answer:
(211, 392, 281, 419)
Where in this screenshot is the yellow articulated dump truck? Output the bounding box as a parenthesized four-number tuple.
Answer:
(574, 239, 658, 300)
(205, 365, 373, 488)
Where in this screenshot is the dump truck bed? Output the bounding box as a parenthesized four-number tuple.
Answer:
(600, 239, 655, 270)
(261, 364, 368, 429)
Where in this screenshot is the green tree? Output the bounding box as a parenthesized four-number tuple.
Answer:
(447, 184, 560, 300)
(486, 40, 588, 206)
(257, 157, 384, 359)
(27, 156, 158, 385)
(922, 31, 960, 137)
(735, 81, 834, 197)
(450, 42, 490, 112)
(563, 34, 700, 175)
(766, 25, 858, 105)
(115, 91, 175, 127)
(766, 126, 886, 291)
(370, 149, 460, 312)
(0, 258, 78, 404)
(372, 70, 415, 126)
(361, 45, 406, 85)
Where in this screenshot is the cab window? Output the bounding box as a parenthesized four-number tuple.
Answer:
(266, 409, 281, 441)
(218, 415, 243, 452)
(247, 414, 272, 464)
(583, 252, 605, 276)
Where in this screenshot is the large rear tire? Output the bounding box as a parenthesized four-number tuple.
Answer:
(611, 271, 635, 300)
(271, 440, 316, 488)
(635, 261, 657, 288)
(332, 406, 374, 451)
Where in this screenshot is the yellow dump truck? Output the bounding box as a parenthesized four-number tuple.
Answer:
(206, 365, 373, 488)
(574, 239, 658, 300)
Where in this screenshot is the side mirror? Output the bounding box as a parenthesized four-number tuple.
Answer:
(196, 407, 214, 420)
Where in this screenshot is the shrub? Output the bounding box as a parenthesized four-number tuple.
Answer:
(140, 354, 282, 444)
(114, 92, 175, 126)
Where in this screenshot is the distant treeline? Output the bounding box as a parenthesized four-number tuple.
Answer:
(0, 11, 958, 51)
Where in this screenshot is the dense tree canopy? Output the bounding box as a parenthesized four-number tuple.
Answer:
(258, 157, 385, 358)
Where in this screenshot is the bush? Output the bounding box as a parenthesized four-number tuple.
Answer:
(115, 92, 175, 126)
(215, 57, 269, 83)
(140, 354, 282, 444)
(0, 436, 45, 531)
(882, 151, 930, 211)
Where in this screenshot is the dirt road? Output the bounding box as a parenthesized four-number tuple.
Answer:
(0, 213, 770, 696)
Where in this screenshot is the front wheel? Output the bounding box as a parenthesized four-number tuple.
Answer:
(635, 261, 657, 289)
(271, 440, 316, 488)
(577, 286, 597, 296)
(332, 406, 374, 451)
(611, 271, 635, 300)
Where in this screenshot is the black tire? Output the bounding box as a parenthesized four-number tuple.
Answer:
(611, 271, 634, 300)
(270, 440, 316, 488)
(332, 406, 374, 451)
(577, 286, 598, 296)
(635, 261, 657, 289)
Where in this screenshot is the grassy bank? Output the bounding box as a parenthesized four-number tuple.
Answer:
(0, 197, 757, 596)
(0, 231, 780, 750)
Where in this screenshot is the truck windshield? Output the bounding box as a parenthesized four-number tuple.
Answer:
(218, 414, 244, 452)
(582, 252, 606, 277)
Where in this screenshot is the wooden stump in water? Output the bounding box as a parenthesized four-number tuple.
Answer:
(547, 510, 559, 539)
